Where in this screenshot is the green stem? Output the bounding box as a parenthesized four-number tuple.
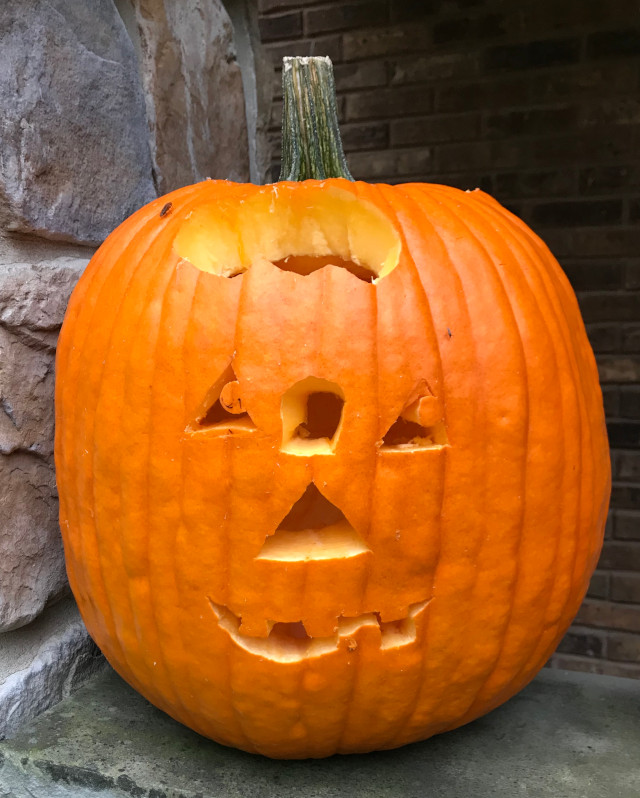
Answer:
(279, 56, 354, 182)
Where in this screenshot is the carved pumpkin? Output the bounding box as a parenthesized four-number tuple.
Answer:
(55, 58, 610, 758)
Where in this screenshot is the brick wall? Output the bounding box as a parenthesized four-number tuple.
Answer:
(257, 0, 640, 678)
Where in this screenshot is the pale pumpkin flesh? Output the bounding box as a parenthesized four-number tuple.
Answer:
(55, 178, 610, 758)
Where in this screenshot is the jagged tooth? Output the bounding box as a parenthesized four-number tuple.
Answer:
(377, 605, 410, 623)
(301, 614, 340, 639)
(238, 614, 271, 638)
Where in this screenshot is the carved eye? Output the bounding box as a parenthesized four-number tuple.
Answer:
(380, 387, 448, 451)
(188, 363, 256, 434)
(280, 377, 345, 455)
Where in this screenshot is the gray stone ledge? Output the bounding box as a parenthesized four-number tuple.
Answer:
(0, 596, 106, 742)
(0, 666, 638, 797)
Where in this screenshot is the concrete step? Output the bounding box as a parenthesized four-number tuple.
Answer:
(0, 665, 638, 798)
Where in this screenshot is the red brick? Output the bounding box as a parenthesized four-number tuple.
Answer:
(485, 38, 580, 72)
(569, 230, 640, 258)
(587, 28, 640, 59)
(529, 63, 638, 103)
(390, 0, 437, 24)
(494, 169, 577, 199)
(484, 106, 578, 138)
(509, 0, 639, 37)
(388, 52, 479, 84)
(576, 291, 640, 322)
(597, 356, 640, 383)
(610, 482, 640, 510)
(620, 388, 640, 419)
(614, 451, 640, 480)
(346, 86, 432, 121)
(602, 386, 620, 417)
(434, 14, 506, 45)
(334, 60, 387, 91)
(598, 541, 640, 572)
(435, 77, 527, 113)
(575, 599, 640, 632)
(626, 262, 640, 289)
(608, 631, 640, 662)
(581, 97, 640, 128)
(347, 147, 432, 180)
(622, 326, 640, 355)
(611, 573, 640, 603)
(264, 35, 343, 68)
(564, 261, 624, 291)
(532, 200, 623, 228)
(259, 0, 319, 11)
(343, 23, 431, 60)
(390, 113, 480, 147)
(548, 653, 640, 679)
(304, 2, 388, 35)
(587, 570, 610, 600)
(615, 510, 640, 540)
(580, 165, 640, 194)
(259, 11, 303, 42)
(586, 323, 622, 352)
(557, 626, 606, 657)
(341, 121, 389, 151)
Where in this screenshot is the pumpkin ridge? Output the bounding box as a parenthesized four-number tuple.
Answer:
(111, 232, 187, 709)
(481, 229, 571, 710)
(454, 198, 574, 658)
(223, 261, 261, 753)
(178, 270, 255, 751)
(370, 184, 458, 745)
(64, 208, 184, 682)
(430, 188, 576, 720)
(412, 186, 531, 728)
(460, 192, 601, 696)
(366, 182, 451, 745)
(465, 192, 600, 699)
(384, 183, 524, 741)
(143, 256, 205, 726)
(362, 181, 446, 750)
(55, 205, 161, 616)
(461, 193, 596, 599)
(88, 187, 206, 705)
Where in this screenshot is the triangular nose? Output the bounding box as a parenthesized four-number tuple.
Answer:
(256, 483, 370, 562)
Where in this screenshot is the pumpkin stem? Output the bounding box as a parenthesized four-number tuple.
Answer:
(279, 56, 354, 182)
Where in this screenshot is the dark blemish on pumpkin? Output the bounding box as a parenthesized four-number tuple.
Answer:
(447, 328, 452, 338)
(159, 202, 173, 217)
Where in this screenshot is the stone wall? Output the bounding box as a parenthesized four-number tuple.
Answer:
(0, 0, 261, 738)
(257, 0, 640, 678)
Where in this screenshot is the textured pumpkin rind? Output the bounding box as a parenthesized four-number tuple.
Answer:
(55, 179, 610, 758)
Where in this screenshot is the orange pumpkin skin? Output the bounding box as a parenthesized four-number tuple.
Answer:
(55, 179, 610, 758)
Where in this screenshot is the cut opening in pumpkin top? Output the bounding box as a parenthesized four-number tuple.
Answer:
(173, 184, 401, 282)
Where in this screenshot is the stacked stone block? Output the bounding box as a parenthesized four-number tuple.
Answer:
(0, 0, 255, 737)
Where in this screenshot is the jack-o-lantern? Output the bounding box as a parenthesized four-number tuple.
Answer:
(55, 57, 610, 758)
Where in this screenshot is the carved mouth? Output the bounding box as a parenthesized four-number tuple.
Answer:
(209, 600, 430, 663)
